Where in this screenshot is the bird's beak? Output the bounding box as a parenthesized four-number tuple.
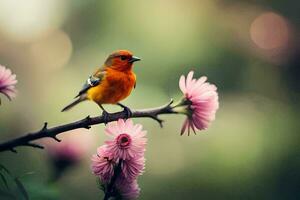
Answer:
(129, 56, 141, 63)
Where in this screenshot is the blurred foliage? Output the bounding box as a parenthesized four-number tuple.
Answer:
(0, 0, 299, 199)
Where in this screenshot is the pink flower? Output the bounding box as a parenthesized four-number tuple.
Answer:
(91, 119, 147, 199)
(120, 156, 145, 182)
(179, 71, 219, 135)
(116, 179, 140, 200)
(91, 145, 115, 183)
(0, 65, 17, 101)
(104, 119, 147, 160)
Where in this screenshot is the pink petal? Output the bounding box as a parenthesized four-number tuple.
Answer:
(179, 75, 186, 93)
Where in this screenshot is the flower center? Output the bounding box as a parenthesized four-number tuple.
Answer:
(116, 133, 131, 148)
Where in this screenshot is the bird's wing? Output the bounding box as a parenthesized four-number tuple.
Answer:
(75, 68, 106, 98)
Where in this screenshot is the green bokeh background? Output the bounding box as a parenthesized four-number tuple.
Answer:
(0, 0, 299, 199)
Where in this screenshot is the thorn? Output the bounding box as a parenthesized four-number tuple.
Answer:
(43, 122, 48, 129)
(161, 99, 174, 109)
(85, 115, 91, 121)
(52, 136, 61, 142)
(27, 143, 44, 149)
(41, 122, 48, 132)
(85, 124, 91, 129)
(151, 116, 164, 128)
(157, 119, 164, 128)
(10, 148, 17, 153)
(84, 115, 92, 129)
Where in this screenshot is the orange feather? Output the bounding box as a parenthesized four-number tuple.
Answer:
(87, 67, 136, 104)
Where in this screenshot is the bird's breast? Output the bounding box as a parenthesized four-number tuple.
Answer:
(87, 70, 136, 104)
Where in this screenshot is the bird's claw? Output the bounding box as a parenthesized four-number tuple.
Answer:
(123, 106, 132, 119)
(102, 110, 109, 124)
(117, 103, 132, 119)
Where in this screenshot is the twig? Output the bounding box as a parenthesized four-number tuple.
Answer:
(0, 99, 176, 153)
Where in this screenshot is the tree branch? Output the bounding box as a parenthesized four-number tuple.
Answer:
(0, 99, 176, 153)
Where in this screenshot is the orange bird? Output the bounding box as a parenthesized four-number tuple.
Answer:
(62, 50, 141, 120)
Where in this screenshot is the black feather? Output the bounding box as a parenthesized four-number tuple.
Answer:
(61, 96, 86, 112)
(75, 75, 102, 98)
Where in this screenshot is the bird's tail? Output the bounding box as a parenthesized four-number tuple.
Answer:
(61, 96, 87, 112)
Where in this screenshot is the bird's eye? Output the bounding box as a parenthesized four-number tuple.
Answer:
(120, 56, 127, 60)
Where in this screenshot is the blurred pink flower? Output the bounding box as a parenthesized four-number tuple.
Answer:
(116, 179, 140, 200)
(104, 119, 147, 160)
(0, 65, 17, 101)
(91, 145, 115, 183)
(46, 138, 86, 181)
(47, 139, 84, 163)
(179, 71, 219, 135)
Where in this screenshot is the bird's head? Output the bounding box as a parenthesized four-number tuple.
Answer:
(104, 50, 141, 71)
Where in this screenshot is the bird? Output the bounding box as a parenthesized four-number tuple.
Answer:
(61, 50, 141, 121)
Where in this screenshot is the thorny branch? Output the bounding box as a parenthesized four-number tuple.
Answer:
(0, 100, 176, 153)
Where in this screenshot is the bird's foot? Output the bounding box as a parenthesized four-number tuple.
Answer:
(123, 106, 132, 119)
(102, 110, 110, 124)
(118, 103, 132, 119)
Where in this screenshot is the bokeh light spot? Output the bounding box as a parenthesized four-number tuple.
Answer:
(30, 30, 73, 70)
(250, 12, 289, 50)
(0, 0, 68, 42)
